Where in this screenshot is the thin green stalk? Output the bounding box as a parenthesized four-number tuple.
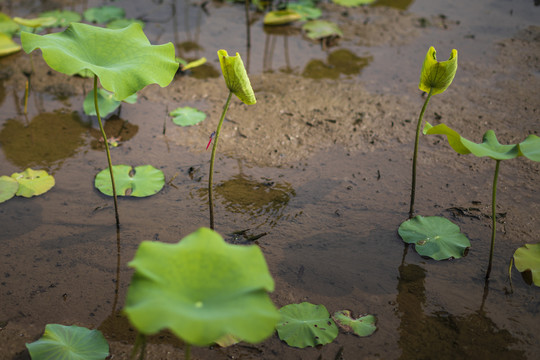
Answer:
(184, 343, 191, 360)
(209, 91, 233, 230)
(130, 333, 146, 360)
(485, 159, 501, 280)
(409, 88, 433, 218)
(94, 75, 120, 227)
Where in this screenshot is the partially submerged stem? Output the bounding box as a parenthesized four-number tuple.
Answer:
(409, 89, 433, 218)
(486, 159, 501, 280)
(94, 75, 120, 227)
(23, 79, 29, 114)
(208, 91, 233, 230)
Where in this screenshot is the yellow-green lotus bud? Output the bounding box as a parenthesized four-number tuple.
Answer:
(218, 49, 256, 105)
(419, 46, 458, 95)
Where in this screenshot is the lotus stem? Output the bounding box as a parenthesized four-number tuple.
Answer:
(23, 79, 29, 115)
(94, 75, 120, 227)
(486, 159, 501, 279)
(184, 343, 191, 360)
(409, 88, 433, 218)
(130, 333, 146, 360)
(209, 91, 233, 230)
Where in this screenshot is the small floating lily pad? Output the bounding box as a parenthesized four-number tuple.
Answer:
(95, 165, 164, 197)
(263, 10, 302, 25)
(11, 168, 55, 198)
(83, 6, 125, 24)
(169, 106, 207, 127)
(513, 243, 540, 287)
(276, 302, 338, 348)
(83, 88, 137, 117)
(26, 324, 109, 360)
(0, 175, 19, 203)
(333, 310, 377, 337)
(398, 215, 470, 260)
(302, 20, 343, 40)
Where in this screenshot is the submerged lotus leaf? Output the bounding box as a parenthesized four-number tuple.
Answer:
(419, 46, 458, 95)
(26, 324, 109, 360)
(0, 175, 18, 203)
(39, 10, 82, 28)
(124, 227, 280, 346)
(398, 215, 470, 260)
(332, 0, 376, 7)
(0, 33, 21, 57)
(276, 302, 338, 348)
(333, 310, 377, 337)
(14, 16, 56, 28)
(83, 6, 125, 24)
(263, 10, 302, 25)
(302, 20, 343, 40)
(95, 165, 164, 197)
(83, 88, 137, 117)
(21, 22, 178, 101)
(169, 106, 207, 127)
(423, 122, 521, 160)
(11, 168, 55, 198)
(519, 134, 540, 162)
(513, 243, 540, 287)
(218, 49, 256, 105)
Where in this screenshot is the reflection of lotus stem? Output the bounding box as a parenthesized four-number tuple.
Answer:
(209, 91, 233, 230)
(409, 89, 433, 218)
(23, 80, 29, 114)
(485, 159, 501, 279)
(94, 75, 120, 227)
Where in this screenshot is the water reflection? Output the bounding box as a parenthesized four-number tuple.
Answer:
(262, 25, 301, 73)
(302, 49, 372, 79)
(0, 110, 88, 169)
(89, 116, 139, 150)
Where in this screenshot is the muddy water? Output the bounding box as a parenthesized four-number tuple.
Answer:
(1, 0, 540, 359)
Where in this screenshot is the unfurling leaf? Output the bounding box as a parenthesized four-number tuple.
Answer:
(218, 49, 256, 105)
(419, 46, 457, 95)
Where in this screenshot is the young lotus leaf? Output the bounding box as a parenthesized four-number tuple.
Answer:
(302, 20, 343, 40)
(0, 33, 21, 57)
(398, 215, 470, 260)
(95, 165, 164, 197)
(0, 12, 19, 36)
(21, 22, 178, 101)
(0, 175, 18, 203)
(169, 106, 207, 127)
(39, 10, 82, 28)
(331, 0, 376, 7)
(124, 227, 280, 346)
(83, 6, 125, 24)
(263, 10, 302, 25)
(513, 243, 540, 287)
(333, 310, 377, 337)
(180, 57, 207, 71)
(26, 324, 109, 360)
(419, 46, 458, 95)
(276, 302, 339, 348)
(83, 88, 137, 117)
(518, 134, 540, 162)
(287, 2, 322, 21)
(218, 49, 256, 105)
(14, 16, 56, 28)
(11, 168, 55, 198)
(107, 18, 146, 29)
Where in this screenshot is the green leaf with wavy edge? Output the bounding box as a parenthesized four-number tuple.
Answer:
(398, 215, 470, 260)
(124, 227, 279, 346)
(0, 33, 21, 57)
(218, 49, 256, 105)
(39, 10, 82, 28)
(107, 18, 146, 29)
(419, 46, 458, 95)
(332, 0, 376, 7)
(95, 165, 164, 197)
(26, 324, 109, 360)
(263, 10, 302, 25)
(21, 22, 178, 101)
(0, 175, 18, 203)
(11, 168, 55, 198)
(14, 16, 56, 28)
(83, 6, 125, 24)
(169, 106, 207, 127)
(513, 243, 540, 287)
(83, 88, 137, 117)
(518, 134, 540, 162)
(276, 302, 338, 348)
(302, 20, 343, 40)
(332, 310, 377, 337)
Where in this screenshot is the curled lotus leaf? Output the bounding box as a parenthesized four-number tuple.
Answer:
(95, 165, 165, 197)
(14, 16, 56, 28)
(83, 88, 137, 117)
(333, 310, 377, 337)
(218, 49, 256, 105)
(263, 10, 302, 25)
(21, 22, 178, 101)
(0, 33, 21, 57)
(11, 168, 55, 198)
(518, 134, 540, 162)
(419, 46, 458, 95)
(513, 243, 540, 287)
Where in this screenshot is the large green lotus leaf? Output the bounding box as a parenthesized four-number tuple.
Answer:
(423, 122, 520, 160)
(419, 46, 458, 95)
(287, 2, 322, 21)
(519, 134, 540, 162)
(21, 22, 178, 101)
(398, 215, 470, 260)
(0, 175, 18, 203)
(11, 168, 55, 198)
(332, 0, 376, 7)
(39, 10, 82, 28)
(276, 302, 338, 348)
(0, 12, 19, 36)
(95, 165, 164, 197)
(333, 310, 377, 337)
(83, 88, 137, 117)
(26, 324, 109, 360)
(218, 49, 256, 105)
(302, 20, 343, 40)
(170, 106, 207, 127)
(124, 227, 280, 346)
(263, 10, 302, 25)
(83, 6, 125, 24)
(0, 32, 21, 57)
(513, 243, 540, 287)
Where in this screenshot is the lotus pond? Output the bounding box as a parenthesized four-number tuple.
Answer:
(1, 0, 539, 359)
